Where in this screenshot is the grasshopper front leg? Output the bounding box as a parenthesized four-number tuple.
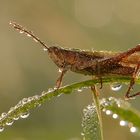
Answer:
(56, 69, 67, 89)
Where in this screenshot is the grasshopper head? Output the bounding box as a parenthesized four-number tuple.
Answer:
(48, 46, 66, 68)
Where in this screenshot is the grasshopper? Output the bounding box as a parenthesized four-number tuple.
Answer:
(10, 21, 140, 99)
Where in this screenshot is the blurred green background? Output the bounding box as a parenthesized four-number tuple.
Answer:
(0, 0, 140, 139)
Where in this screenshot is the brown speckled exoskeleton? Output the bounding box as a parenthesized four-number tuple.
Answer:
(10, 21, 140, 99)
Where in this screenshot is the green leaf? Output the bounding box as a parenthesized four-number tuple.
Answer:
(81, 97, 140, 140)
(102, 97, 140, 130)
(81, 104, 102, 140)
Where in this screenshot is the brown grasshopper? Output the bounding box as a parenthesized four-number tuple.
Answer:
(10, 21, 140, 99)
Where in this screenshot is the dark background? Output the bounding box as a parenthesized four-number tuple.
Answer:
(0, 0, 140, 139)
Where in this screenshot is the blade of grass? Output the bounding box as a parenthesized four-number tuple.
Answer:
(82, 103, 101, 140)
(102, 97, 140, 129)
(0, 76, 140, 131)
(90, 86, 103, 140)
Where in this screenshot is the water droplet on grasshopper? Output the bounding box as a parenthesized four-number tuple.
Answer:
(43, 48, 47, 51)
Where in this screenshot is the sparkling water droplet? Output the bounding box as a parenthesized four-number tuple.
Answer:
(57, 93, 62, 97)
(108, 97, 114, 101)
(120, 120, 127, 126)
(105, 110, 112, 115)
(43, 48, 47, 51)
(33, 95, 39, 100)
(102, 108, 106, 112)
(41, 91, 46, 96)
(0, 127, 4, 132)
(48, 88, 54, 93)
(58, 68, 63, 73)
(13, 116, 19, 121)
(117, 103, 121, 107)
(28, 97, 33, 102)
(83, 109, 87, 114)
(87, 105, 92, 110)
(8, 107, 15, 114)
(81, 132, 85, 136)
(112, 114, 118, 119)
(33, 38, 38, 42)
(27, 33, 31, 37)
(1, 112, 7, 118)
(6, 120, 14, 126)
(130, 126, 137, 133)
(20, 30, 24, 34)
(77, 88, 83, 92)
(20, 112, 30, 119)
(22, 98, 28, 104)
(111, 83, 122, 91)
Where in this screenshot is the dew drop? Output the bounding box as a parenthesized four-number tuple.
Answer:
(117, 103, 121, 108)
(6, 120, 14, 126)
(27, 33, 31, 37)
(87, 105, 92, 110)
(77, 88, 83, 92)
(8, 107, 15, 114)
(20, 112, 30, 119)
(0, 127, 4, 132)
(43, 48, 47, 51)
(112, 114, 118, 119)
(81, 132, 85, 136)
(22, 98, 28, 105)
(130, 126, 137, 133)
(111, 83, 122, 91)
(41, 91, 46, 96)
(13, 116, 19, 121)
(108, 97, 114, 101)
(57, 94, 62, 97)
(48, 88, 54, 93)
(1, 112, 7, 118)
(33, 95, 39, 100)
(19, 30, 24, 34)
(83, 109, 87, 114)
(120, 120, 127, 126)
(102, 108, 106, 112)
(58, 68, 63, 73)
(28, 97, 33, 102)
(33, 38, 38, 42)
(105, 110, 112, 115)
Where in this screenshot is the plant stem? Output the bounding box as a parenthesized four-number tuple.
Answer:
(91, 86, 104, 140)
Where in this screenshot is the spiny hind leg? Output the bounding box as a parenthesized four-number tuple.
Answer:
(99, 44, 140, 68)
(56, 69, 67, 89)
(125, 63, 140, 99)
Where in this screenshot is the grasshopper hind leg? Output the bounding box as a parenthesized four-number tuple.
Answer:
(125, 63, 140, 99)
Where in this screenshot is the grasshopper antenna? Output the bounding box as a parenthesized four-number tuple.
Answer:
(9, 21, 49, 50)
